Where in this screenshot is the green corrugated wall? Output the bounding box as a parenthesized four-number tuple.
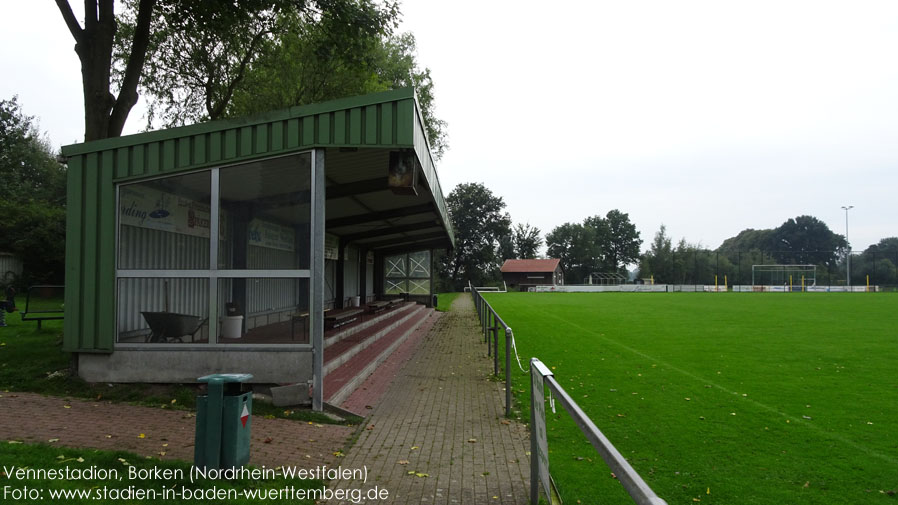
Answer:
(62, 89, 429, 353)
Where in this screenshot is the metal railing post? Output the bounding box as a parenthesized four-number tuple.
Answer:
(487, 311, 492, 356)
(530, 360, 539, 505)
(505, 327, 512, 416)
(493, 324, 499, 376)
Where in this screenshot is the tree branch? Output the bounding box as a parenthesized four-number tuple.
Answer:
(83, 0, 97, 30)
(54, 0, 84, 42)
(108, 0, 156, 137)
(209, 28, 269, 119)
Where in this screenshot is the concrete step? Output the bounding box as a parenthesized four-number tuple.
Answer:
(324, 301, 417, 349)
(324, 304, 426, 375)
(324, 305, 434, 406)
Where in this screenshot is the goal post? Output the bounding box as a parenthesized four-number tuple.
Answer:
(752, 264, 816, 287)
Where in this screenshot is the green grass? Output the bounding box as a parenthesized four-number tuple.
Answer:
(0, 313, 341, 425)
(0, 442, 322, 504)
(436, 292, 461, 312)
(484, 292, 898, 505)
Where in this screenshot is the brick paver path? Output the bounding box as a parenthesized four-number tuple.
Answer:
(0, 392, 353, 469)
(329, 295, 531, 504)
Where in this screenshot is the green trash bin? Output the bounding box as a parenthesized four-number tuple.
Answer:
(195, 373, 253, 470)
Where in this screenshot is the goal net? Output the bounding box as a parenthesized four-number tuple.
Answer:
(752, 264, 816, 287)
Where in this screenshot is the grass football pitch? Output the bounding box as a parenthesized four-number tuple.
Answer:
(482, 292, 897, 504)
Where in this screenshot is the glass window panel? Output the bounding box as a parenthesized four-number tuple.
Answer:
(116, 278, 209, 344)
(408, 251, 431, 278)
(408, 279, 431, 295)
(218, 278, 310, 344)
(385, 254, 407, 278)
(385, 278, 407, 295)
(118, 171, 211, 269)
(218, 154, 311, 270)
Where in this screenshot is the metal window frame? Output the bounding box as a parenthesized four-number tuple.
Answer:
(114, 151, 315, 351)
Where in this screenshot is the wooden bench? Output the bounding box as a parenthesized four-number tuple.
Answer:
(20, 285, 65, 329)
(366, 300, 390, 314)
(324, 307, 365, 329)
(387, 298, 404, 308)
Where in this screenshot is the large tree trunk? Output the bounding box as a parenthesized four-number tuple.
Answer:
(56, 0, 156, 142)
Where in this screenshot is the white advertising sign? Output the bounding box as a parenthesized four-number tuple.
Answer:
(120, 185, 210, 238)
(248, 219, 295, 252)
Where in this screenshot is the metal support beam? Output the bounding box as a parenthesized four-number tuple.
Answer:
(326, 203, 434, 228)
(326, 177, 387, 200)
(356, 231, 448, 251)
(311, 149, 325, 412)
(376, 239, 451, 258)
(336, 238, 345, 309)
(341, 221, 439, 242)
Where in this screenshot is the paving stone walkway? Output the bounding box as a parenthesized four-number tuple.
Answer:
(0, 392, 354, 469)
(0, 295, 532, 503)
(329, 295, 532, 504)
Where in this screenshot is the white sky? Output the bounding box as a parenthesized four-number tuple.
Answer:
(3, 1, 896, 251)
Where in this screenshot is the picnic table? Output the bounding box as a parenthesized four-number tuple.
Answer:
(141, 312, 207, 343)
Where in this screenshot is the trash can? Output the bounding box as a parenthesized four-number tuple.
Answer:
(195, 373, 253, 470)
(351, 296, 361, 307)
(222, 316, 243, 339)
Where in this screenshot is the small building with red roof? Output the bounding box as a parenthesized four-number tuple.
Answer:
(500, 259, 563, 291)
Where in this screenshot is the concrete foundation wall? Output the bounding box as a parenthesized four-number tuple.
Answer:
(77, 349, 313, 384)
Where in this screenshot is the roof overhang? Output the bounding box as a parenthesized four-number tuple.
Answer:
(61, 88, 454, 253)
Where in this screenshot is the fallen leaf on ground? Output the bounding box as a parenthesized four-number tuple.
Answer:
(48, 438, 59, 443)
(398, 460, 409, 465)
(264, 437, 273, 444)
(468, 438, 477, 443)
(500, 420, 511, 425)
(138, 433, 146, 439)
(411, 446, 419, 450)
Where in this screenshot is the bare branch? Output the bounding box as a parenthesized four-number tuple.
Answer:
(108, 0, 156, 137)
(83, 0, 97, 30)
(54, 0, 84, 42)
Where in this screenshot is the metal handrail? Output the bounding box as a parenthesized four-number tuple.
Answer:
(469, 283, 514, 416)
(470, 282, 667, 504)
(531, 358, 667, 505)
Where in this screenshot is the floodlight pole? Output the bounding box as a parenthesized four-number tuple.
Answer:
(841, 205, 853, 289)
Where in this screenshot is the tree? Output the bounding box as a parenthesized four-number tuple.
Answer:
(229, 29, 448, 159)
(512, 223, 542, 259)
(770, 215, 846, 266)
(58, 0, 449, 153)
(597, 209, 641, 272)
(0, 98, 67, 284)
(55, 0, 156, 141)
(546, 222, 600, 284)
(440, 183, 512, 290)
(637, 225, 675, 283)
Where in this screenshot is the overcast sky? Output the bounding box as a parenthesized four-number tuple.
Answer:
(3, 1, 896, 252)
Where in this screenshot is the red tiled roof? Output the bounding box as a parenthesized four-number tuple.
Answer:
(500, 259, 561, 273)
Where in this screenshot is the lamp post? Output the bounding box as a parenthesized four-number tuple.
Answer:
(841, 205, 853, 288)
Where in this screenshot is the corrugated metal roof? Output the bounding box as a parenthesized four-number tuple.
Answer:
(500, 259, 561, 273)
